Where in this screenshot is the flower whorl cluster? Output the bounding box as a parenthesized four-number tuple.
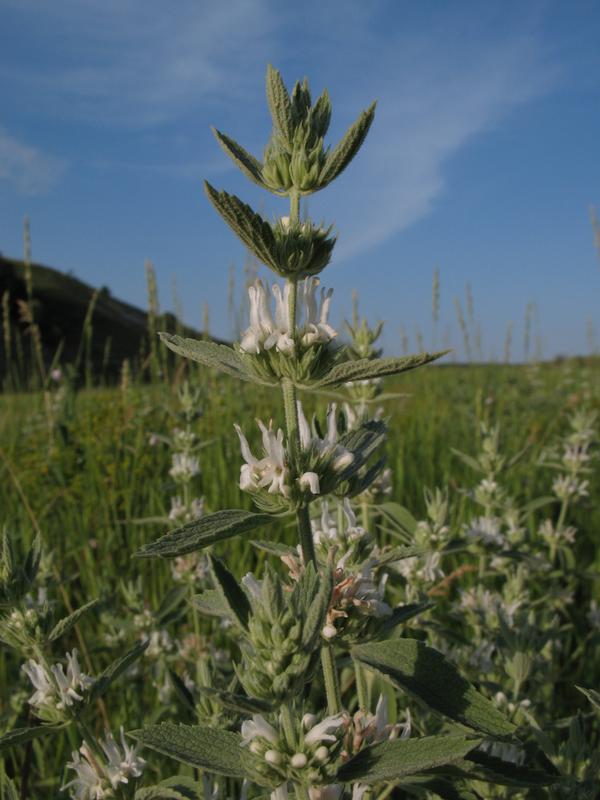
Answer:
(234, 403, 355, 509)
(63, 729, 146, 800)
(241, 710, 349, 791)
(22, 649, 93, 722)
(240, 277, 337, 357)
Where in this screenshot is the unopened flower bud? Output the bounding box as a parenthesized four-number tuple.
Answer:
(291, 753, 308, 769)
(314, 745, 329, 762)
(265, 749, 282, 765)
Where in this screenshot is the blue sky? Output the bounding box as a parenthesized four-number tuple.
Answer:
(1, 0, 599, 360)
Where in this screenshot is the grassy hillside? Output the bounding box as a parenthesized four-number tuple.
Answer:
(0, 255, 201, 385)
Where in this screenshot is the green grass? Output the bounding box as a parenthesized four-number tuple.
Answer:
(0, 357, 598, 796)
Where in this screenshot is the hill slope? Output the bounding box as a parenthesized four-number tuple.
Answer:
(0, 256, 200, 381)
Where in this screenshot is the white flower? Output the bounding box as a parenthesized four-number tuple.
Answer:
(465, 515, 505, 547)
(552, 475, 589, 500)
(301, 278, 337, 347)
(235, 420, 291, 497)
(304, 712, 348, 746)
(312, 499, 365, 547)
(241, 714, 279, 747)
(297, 402, 354, 473)
(22, 660, 55, 710)
(53, 650, 94, 710)
(101, 727, 146, 788)
(23, 651, 92, 714)
(240, 279, 294, 355)
(239, 277, 337, 356)
(63, 745, 109, 800)
(169, 453, 200, 481)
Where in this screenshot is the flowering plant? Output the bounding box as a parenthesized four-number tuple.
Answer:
(129, 66, 558, 798)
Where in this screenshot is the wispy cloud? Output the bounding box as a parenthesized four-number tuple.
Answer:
(309, 14, 556, 260)
(0, 127, 66, 194)
(2, 0, 275, 126)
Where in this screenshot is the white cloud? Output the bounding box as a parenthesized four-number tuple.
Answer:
(2, 0, 275, 126)
(0, 127, 66, 194)
(309, 17, 556, 259)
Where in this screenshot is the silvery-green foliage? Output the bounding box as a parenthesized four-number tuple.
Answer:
(235, 563, 331, 703)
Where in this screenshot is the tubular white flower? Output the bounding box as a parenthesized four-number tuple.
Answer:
(63, 745, 109, 800)
(101, 727, 146, 788)
(240, 277, 337, 356)
(241, 714, 279, 746)
(304, 712, 348, 746)
(299, 471, 320, 494)
(169, 453, 201, 481)
(50, 650, 93, 710)
(297, 402, 354, 473)
(240, 279, 294, 355)
(235, 420, 291, 497)
(22, 660, 54, 710)
(301, 278, 337, 347)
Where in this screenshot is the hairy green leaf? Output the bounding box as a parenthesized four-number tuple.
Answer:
(266, 64, 294, 143)
(379, 602, 434, 635)
(159, 333, 268, 384)
(352, 639, 516, 737)
(135, 776, 201, 799)
(318, 101, 376, 187)
(136, 510, 277, 559)
(0, 725, 60, 754)
(192, 589, 229, 619)
(89, 641, 149, 702)
(336, 734, 482, 783)
(463, 749, 560, 787)
(48, 598, 100, 642)
(204, 183, 278, 271)
(211, 128, 266, 188)
(197, 687, 273, 715)
(208, 555, 250, 630)
(313, 350, 446, 388)
(129, 724, 248, 778)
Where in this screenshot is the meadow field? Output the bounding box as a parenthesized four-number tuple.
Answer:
(1, 63, 600, 800)
(1, 345, 599, 797)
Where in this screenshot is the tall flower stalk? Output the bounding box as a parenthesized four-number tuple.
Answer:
(129, 66, 557, 798)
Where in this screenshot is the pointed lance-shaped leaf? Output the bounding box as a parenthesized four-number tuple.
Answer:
(312, 350, 448, 389)
(208, 554, 251, 630)
(204, 183, 278, 271)
(0, 725, 62, 754)
(88, 641, 149, 702)
(318, 101, 376, 188)
(312, 89, 332, 138)
(266, 64, 294, 145)
(211, 127, 266, 189)
(462, 749, 561, 787)
(192, 589, 229, 620)
(135, 510, 278, 559)
(129, 724, 249, 778)
(352, 638, 516, 737)
(48, 598, 101, 642)
(336, 733, 483, 784)
(159, 333, 275, 386)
